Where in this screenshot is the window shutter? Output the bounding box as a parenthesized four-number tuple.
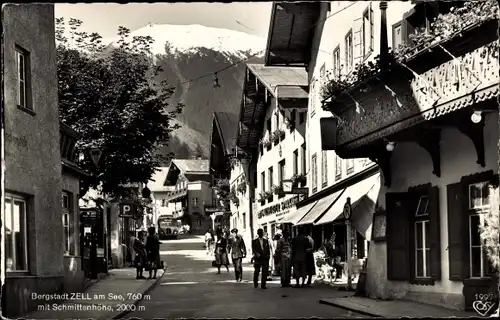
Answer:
(428, 186, 441, 280)
(386, 192, 411, 281)
(353, 17, 364, 66)
(446, 182, 465, 280)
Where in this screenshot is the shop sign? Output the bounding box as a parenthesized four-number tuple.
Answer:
(257, 195, 301, 219)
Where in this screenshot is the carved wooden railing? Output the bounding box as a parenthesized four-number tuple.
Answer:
(336, 41, 499, 149)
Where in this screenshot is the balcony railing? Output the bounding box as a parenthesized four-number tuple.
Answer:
(167, 187, 188, 202)
(332, 39, 498, 153)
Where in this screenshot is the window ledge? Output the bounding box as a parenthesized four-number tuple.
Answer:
(17, 105, 36, 116)
(410, 278, 435, 286)
(6, 271, 31, 278)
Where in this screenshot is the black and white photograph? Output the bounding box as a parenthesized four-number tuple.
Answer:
(1, 1, 499, 319)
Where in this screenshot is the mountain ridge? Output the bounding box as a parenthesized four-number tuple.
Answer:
(105, 24, 265, 161)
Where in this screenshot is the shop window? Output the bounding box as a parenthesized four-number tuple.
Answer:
(5, 193, 29, 272)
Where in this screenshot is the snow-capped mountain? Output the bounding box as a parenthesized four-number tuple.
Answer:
(105, 23, 266, 59)
(105, 24, 266, 161)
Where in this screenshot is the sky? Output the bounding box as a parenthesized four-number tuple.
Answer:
(55, 3, 272, 39)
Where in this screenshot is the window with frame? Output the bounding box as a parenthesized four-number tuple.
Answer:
(275, 112, 280, 131)
(261, 172, 266, 193)
(468, 182, 494, 278)
(310, 78, 316, 117)
(345, 30, 354, 73)
(332, 46, 341, 78)
(312, 153, 318, 193)
(301, 143, 307, 175)
(335, 155, 342, 180)
(362, 5, 374, 57)
(5, 193, 28, 272)
(299, 111, 305, 124)
(268, 166, 274, 202)
(414, 196, 431, 278)
(278, 160, 285, 198)
(16, 48, 30, 109)
(161, 199, 166, 207)
(293, 149, 299, 176)
(346, 159, 354, 174)
(267, 118, 272, 135)
(392, 21, 403, 51)
(193, 197, 198, 206)
(62, 191, 72, 255)
(321, 150, 328, 187)
(242, 212, 246, 229)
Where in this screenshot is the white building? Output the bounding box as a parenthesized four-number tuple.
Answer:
(149, 167, 175, 223)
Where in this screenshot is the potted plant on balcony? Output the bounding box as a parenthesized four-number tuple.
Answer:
(394, 0, 499, 70)
(237, 181, 247, 195)
(259, 137, 272, 149)
(291, 173, 307, 187)
(263, 191, 274, 200)
(271, 129, 286, 145)
(272, 184, 283, 196)
(258, 192, 267, 205)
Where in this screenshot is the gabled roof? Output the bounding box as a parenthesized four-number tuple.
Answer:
(246, 64, 309, 99)
(163, 159, 209, 186)
(148, 167, 170, 192)
(213, 112, 239, 155)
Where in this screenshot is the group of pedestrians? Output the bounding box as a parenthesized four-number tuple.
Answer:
(133, 226, 161, 280)
(252, 226, 316, 289)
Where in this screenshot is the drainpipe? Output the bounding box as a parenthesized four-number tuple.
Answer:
(379, 1, 389, 70)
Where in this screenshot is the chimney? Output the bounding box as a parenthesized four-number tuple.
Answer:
(379, 1, 389, 70)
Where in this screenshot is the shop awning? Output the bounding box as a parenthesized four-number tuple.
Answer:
(314, 173, 381, 240)
(295, 190, 344, 226)
(281, 200, 318, 225)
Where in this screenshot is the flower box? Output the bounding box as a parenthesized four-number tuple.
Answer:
(237, 182, 247, 194)
(259, 138, 272, 149)
(272, 185, 283, 196)
(291, 174, 307, 187)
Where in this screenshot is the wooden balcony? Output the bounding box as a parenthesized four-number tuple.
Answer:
(323, 38, 498, 156)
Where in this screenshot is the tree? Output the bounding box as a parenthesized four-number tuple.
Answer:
(56, 18, 183, 196)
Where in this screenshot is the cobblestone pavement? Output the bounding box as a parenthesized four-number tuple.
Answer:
(126, 235, 366, 319)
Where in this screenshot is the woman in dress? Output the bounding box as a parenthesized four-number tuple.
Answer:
(133, 231, 147, 279)
(214, 228, 230, 274)
(146, 226, 161, 279)
(275, 229, 292, 287)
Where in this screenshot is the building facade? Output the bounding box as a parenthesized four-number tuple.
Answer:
(2, 4, 88, 316)
(319, 0, 499, 312)
(149, 167, 174, 221)
(163, 159, 213, 234)
(235, 62, 309, 240)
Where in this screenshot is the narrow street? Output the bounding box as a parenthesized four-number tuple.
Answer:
(127, 236, 366, 319)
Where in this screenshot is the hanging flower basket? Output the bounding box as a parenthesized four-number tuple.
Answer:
(259, 137, 272, 149)
(272, 185, 283, 195)
(237, 181, 247, 194)
(291, 173, 307, 187)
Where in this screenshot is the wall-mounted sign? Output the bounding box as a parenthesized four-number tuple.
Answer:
(119, 203, 136, 218)
(257, 195, 302, 219)
(205, 206, 226, 213)
(343, 197, 352, 220)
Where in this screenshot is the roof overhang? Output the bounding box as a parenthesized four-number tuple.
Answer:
(265, 2, 321, 67)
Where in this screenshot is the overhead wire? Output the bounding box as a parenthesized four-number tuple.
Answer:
(178, 2, 358, 86)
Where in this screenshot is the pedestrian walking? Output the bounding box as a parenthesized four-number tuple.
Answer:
(228, 228, 247, 282)
(275, 229, 292, 287)
(305, 231, 316, 286)
(214, 228, 230, 274)
(133, 231, 147, 279)
(205, 228, 214, 255)
(265, 232, 274, 281)
(291, 226, 311, 288)
(273, 233, 282, 276)
(251, 228, 271, 289)
(146, 226, 161, 280)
